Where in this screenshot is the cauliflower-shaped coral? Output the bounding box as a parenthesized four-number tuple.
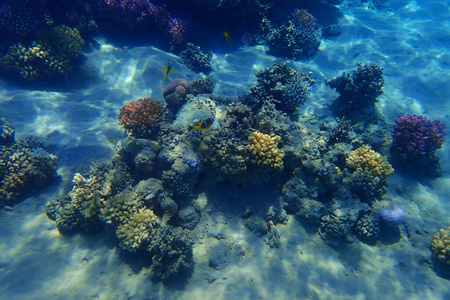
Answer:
(345, 145, 393, 199)
(116, 207, 159, 252)
(0, 140, 58, 207)
(248, 131, 284, 171)
(251, 62, 315, 114)
(431, 226, 450, 266)
(118, 97, 164, 138)
(327, 63, 384, 116)
(393, 114, 446, 158)
(69, 173, 107, 219)
(44, 25, 84, 60)
(180, 43, 212, 73)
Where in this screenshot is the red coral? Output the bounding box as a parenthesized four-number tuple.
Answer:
(118, 97, 164, 137)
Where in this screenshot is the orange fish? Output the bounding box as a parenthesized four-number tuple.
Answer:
(194, 117, 214, 130)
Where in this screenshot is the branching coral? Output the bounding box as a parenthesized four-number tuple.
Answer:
(118, 97, 164, 138)
(258, 13, 321, 60)
(251, 62, 315, 114)
(345, 145, 393, 199)
(180, 43, 212, 73)
(0, 25, 84, 80)
(327, 63, 384, 116)
(431, 226, 450, 266)
(248, 131, 284, 171)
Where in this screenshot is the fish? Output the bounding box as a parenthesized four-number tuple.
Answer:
(108, 139, 116, 143)
(223, 31, 232, 44)
(162, 62, 173, 81)
(194, 117, 214, 131)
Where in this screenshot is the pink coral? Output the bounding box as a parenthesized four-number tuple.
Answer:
(118, 97, 164, 137)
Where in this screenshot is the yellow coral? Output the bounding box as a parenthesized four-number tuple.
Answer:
(69, 173, 105, 218)
(346, 145, 393, 179)
(116, 208, 159, 252)
(431, 226, 450, 265)
(248, 131, 284, 171)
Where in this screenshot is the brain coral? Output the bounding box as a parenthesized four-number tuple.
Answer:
(345, 145, 394, 199)
(431, 226, 450, 267)
(248, 131, 284, 171)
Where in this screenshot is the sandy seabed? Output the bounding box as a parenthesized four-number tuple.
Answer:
(0, 0, 449, 299)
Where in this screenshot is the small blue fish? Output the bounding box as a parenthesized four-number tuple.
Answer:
(194, 117, 214, 130)
(163, 62, 173, 81)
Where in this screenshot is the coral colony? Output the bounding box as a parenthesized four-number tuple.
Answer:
(0, 0, 448, 282)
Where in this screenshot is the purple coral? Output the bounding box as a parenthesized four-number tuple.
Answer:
(99, 0, 187, 41)
(393, 114, 446, 157)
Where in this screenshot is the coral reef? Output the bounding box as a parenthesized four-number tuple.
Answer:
(393, 114, 446, 158)
(391, 114, 446, 177)
(0, 25, 85, 80)
(1, 139, 58, 207)
(248, 131, 284, 171)
(47, 162, 193, 280)
(190, 76, 215, 96)
(0, 118, 15, 146)
(0, 1, 36, 37)
(118, 97, 164, 138)
(250, 62, 315, 114)
(180, 43, 212, 73)
(257, 13, 321, 60)
(345, 145, 393, 200)
(354, 213, 379, 243)
(163, 78, 191, 111)
(327, 63, 384, 117)
(431, 226, 450, 267)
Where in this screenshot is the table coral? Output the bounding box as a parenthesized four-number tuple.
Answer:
(345, 145, 393, 199)
(432, 227, 450, 267)
(248, 131, 284, 171)
(118, 97, 164, 138)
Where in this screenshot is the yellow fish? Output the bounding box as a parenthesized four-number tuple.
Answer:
(223, 31, 232, 44)
(108, 139, 116, 143)
(194, 117, 214, 130)
(162, 62, 173, 81)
